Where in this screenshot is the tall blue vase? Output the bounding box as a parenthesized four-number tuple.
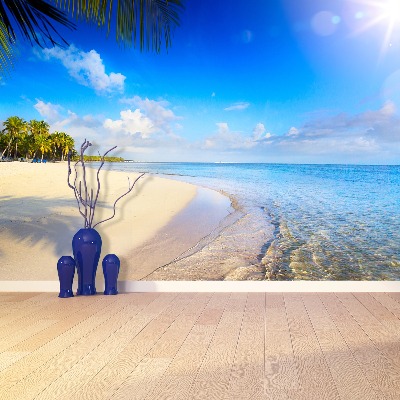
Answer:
(72, 228, 102, 295)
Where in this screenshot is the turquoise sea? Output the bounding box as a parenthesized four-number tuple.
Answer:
(107, 163, 400, 281)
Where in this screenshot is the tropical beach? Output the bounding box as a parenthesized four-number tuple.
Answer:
(2, 160, 400, 283)
(0, 161, 232, 282)
(1, 1, 400, 284)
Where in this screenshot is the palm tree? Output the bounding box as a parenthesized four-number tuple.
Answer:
(14, 121, 28, 159)
(0, 0, 184, 74)
(0, 127, 7, 155)
(29, 119, 50, 158)
(61, 134, 74, 161)
(50, 131, 61, 160)
(50, 131, 73, 161)
(1, 116, 26, 158)
(49, 130, 74, 160)
(18, 129, 35, 159)
(35, 133, 52, 162)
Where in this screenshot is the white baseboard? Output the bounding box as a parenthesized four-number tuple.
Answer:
(0, 280, 399, 292)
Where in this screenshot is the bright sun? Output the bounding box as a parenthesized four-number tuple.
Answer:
(355, 0, 400, 28)
(350, 0, 400, 57)
(383, 0, 400, 22)
(377, 0, 400, 52)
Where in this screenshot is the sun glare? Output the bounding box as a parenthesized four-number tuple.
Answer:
(349, 0, 400, 58)
(358, 0, 400, 21)
(378, 0, 400, 54)
(383, 0, 400, 22)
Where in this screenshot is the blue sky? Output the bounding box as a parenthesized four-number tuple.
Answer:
(1, 0, 400, 163)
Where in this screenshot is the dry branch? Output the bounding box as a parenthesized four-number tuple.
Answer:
(67, 139, 144, 229)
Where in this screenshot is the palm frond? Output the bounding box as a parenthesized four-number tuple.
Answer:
(1, 0, 75, 48)
(54, 0, 184, 52)
(0, 20, 14, 73)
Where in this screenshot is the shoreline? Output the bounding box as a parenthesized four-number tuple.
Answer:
(121, 186, 234, 281)
(0, 162, 231, 282)
(88, 162, 278, 280)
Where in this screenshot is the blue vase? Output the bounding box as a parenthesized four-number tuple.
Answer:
(57, 256, 76, 298)
(72, 228, 102, 295)
(102, 254, 120, 295)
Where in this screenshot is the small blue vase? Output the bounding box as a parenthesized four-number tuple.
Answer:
(57, 256, 76, 298)
(72, 228, 102, 296)
(102, 254, 120, 295)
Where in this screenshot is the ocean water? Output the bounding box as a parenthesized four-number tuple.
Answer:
(104, 162, 400, 280)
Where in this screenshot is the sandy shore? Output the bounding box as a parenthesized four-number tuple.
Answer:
(0, 162, 231, 281)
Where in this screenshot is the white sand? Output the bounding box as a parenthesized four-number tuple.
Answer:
(0, 162, 198, 280)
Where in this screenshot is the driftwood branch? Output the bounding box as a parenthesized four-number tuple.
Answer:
(67, 139, 144, 229)
(93, 173, 145, 229)
(88, 145, 117, 227)
(68, 152, 87, 223)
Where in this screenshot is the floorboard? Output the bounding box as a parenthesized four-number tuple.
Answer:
(0, 292, 399, 399)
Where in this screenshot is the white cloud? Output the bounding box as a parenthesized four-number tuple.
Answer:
(287, 127, 299, 137)
(128, 96, 179, 126)
(203, 123, 235, 149)
(41, 45, 125, 95)
(216, 122, 229, 133)
(104, 109, 155, 138)
(288, 101, 400, 143)
(261, 101, 400, 162)
(380, 101, 396, 116)
(33, 95, 185, 156)
(34, 100, 62, 122)
(203, 122, 269, 150)
(31, 96, 400, 163)
(34, 100, 102, 135)
(224, 102, 250, 111)
(200, 102, 400, 162)
(252, 123, 272, 141)
(32, 99, 106, 148)
(118, 96, 181, 138)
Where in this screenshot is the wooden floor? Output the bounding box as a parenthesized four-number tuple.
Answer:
(0, 292, 400, 399)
